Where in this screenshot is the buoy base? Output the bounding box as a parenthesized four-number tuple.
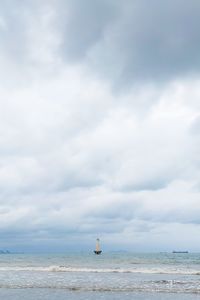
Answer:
(94, 250, 102, 255)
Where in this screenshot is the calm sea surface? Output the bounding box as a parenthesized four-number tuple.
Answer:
(0, 252, 200, 299)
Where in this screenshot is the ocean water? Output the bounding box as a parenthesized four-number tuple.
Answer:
(0, 252, 200, 299)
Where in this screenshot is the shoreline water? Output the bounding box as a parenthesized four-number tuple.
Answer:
(0, 253, 200, 299)
(0, 289, 200, 300)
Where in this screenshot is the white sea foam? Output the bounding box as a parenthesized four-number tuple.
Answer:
(0, 265, 200, 275)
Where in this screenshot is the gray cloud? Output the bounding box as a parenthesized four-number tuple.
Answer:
(59, 0, 117, 61)
(0, 0, 200, 251)
(1, 0, 200, 85)
(56, 0, 200, 85)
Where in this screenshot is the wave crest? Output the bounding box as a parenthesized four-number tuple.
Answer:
(1, 265, 200, 275)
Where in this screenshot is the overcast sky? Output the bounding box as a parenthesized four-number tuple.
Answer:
(0, 0, 200, 252)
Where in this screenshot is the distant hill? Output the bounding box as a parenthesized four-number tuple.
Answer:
(0, 250, 10, 254)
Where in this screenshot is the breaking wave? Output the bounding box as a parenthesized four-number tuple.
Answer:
(1, 265, 200, 275)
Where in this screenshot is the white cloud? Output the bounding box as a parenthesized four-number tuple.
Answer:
(0, 0, 200, 251)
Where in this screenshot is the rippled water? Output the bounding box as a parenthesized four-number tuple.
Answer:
(0, 252, 200, 299)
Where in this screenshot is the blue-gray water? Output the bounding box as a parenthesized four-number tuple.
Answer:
(0, 252, 200, 299)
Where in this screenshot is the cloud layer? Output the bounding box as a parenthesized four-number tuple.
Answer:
(0, 0, 200, 251)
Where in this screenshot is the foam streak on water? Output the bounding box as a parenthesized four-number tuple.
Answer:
(0, 252, 200, 296)
(1, 265, 200, 275)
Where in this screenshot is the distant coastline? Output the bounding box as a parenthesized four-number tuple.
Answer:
(0, 250, 22, 254)
(0, 250, 10, 254)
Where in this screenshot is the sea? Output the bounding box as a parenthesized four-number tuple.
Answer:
(0, 252, 200, 299)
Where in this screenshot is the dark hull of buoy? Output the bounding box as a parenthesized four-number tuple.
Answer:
(94, 250, 102, 255)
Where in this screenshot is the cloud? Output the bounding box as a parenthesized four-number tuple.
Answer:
(3, 0, 200, 86)
(0, 0, 200, 251)
(56, 0, 200, 85)
(59, 0, 117, 61)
